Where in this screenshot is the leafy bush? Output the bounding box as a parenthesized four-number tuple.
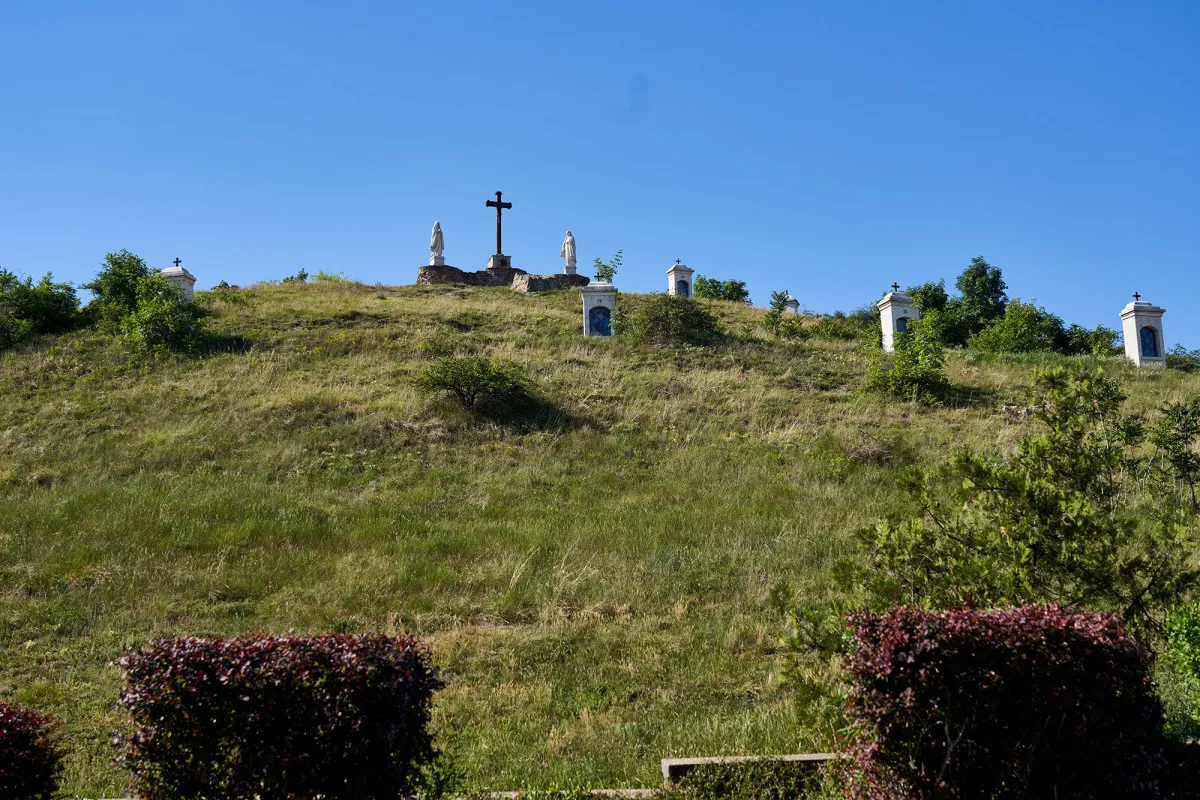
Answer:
(0, 702, 64, 800)
(116, 633, 442, 800)
(1167, 345, 1200, 373)
(592, 250, 621, 283)
(672, 758, 830, 800)
(119, 275, 207, 356)
(865, 314, 947, 401)
(968, 298, 1067, 354)
(842, 606, 1165, 800)
(1065, 322, 1120, 356)
(84, 249, 155, 324)
(282, 268, 309, 283)
(809, 307, 877, 343)
(619, 293, 722, 346)
(0, 269, 79, 349)
(858, 367, 1198, 630)
(693, 275, 751, 304)
(315, 270, 349, 282)
(417, 355, 531, 410)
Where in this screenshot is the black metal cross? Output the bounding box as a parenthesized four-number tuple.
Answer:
(1133, 292, 1141, 301)
(484, 191, 512, 255)
(891, 282, 900, 292)
(173, 257, 182, 268)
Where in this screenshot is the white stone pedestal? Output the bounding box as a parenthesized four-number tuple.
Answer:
(429, 255, 445, 267)
(565, 263, 577, 276)
(488, 254, 512, 270)
(876, 289, 918, 352)
(667, 260, 694, 297)
(581, 281, 617, 337)
(159, 266, 197, 302)
(1120, 297, 1166, 366)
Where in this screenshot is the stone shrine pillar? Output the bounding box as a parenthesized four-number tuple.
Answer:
(783, 295, 800, 316)
(876, 288, 918, 353)
(159, 266, 197, 302)
(1120, 295, 1166, 366)
(580, 281, 617, 337)
(667, 260, 694, 298)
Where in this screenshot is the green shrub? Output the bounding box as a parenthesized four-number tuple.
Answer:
(314, 270, 349, 282)
(865, 315, 947, 401)
(417, 355, 530, 411)
(84, 249, 155, 324)
(809, 307, 877, 343)
(119, 275, 207, 356)
(1065, 322, 1120, 356)
(693, 275, 751, 304)
(0, 269, 79, 349)
(282, 268, 309, 283)
(858, 367, 1197, 631)
(968, 298, 1067, 354)
(619, 293, 722, 346)
(1167, 345, 1200, 373)
(762, 290, 808, 340)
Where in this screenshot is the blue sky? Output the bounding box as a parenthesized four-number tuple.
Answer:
(3, 1, 1198, 345)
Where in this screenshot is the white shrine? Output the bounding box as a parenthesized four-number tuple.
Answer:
(581, 281, 617, 337)
(876, 284, 918, 353)
(783, 295, 800, 316)
(1119, 294, 1166, 366)
(159, 263, 196, 302)
(667, 260, 694, 298)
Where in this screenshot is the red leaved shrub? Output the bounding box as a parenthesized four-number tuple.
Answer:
(0, 702, 63, 800)
(842, 605, 1165, 799)
(116, 633, 442, 800)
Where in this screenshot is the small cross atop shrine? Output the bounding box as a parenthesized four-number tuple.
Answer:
(173, 257, 182, 268)
(891, 282, 900, 292)
(1133, 292, 1141, 301)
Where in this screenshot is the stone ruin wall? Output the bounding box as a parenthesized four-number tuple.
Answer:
(417, 265, 591, 293)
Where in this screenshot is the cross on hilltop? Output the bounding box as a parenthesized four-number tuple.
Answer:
(485, 191, 512, 255)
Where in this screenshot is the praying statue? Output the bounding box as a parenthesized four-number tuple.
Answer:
(429, 221, 445, 266)
(560, 230, 577, 274)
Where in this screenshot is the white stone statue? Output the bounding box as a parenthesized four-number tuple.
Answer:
(560, 230, 577, 275)
(429, 221, 445, 266)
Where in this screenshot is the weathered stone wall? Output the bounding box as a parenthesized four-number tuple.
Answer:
(511, 273, 591, 293)
(415, 264, 528, 287)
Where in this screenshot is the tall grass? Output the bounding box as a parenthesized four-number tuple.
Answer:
(1, 282, 1195, 794)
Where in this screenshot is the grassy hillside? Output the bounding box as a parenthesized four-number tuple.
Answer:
(2, 280, 1196, 796)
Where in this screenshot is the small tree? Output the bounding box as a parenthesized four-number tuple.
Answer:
(416, 355, 530, 411)
(1065, 323, 1120, 356)
(1151, 399, 1200, 509)
(619, 293, 722, 346)
(693, 275, 751, 304)
(592, 250, 621, 283)
(762, 289, 789, 336)
(859, 367, 1198, 631)
(84, 250, 155, 324)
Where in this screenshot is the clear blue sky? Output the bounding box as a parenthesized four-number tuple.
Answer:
(3, 1, 1198, 345)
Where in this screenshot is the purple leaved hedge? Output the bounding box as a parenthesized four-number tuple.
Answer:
(0, 702, 63, 800)
(116, 632, 442, 800)
(842, 605, 1165, 799)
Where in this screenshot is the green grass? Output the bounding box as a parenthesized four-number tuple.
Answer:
(2, 281, 1197, 796)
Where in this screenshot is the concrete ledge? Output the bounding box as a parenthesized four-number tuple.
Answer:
(661, 753, 838, 785)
